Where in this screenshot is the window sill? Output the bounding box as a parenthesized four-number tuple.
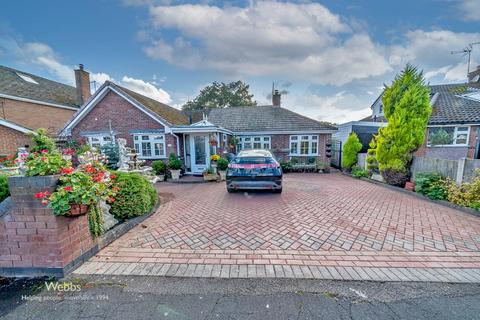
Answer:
(138, 156, 167, 160)
(427, 145, 468, 148)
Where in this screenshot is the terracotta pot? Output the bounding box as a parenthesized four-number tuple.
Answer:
(203, 173, 218, 181)
(404, 181, 415, 191)
(66, 204, 89, 217)
(218, 171, 227, 181)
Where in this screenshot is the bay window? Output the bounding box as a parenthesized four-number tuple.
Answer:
(290, 135, 318, 156)
(428, 126, 470, 146)
(134, 134, 166, 158)
(86, 135, 114, 149)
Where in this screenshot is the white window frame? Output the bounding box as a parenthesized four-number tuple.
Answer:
(133, 134, 166, 159)
(236, 136, 271, 152)
(427, 126, 470, 147)
(86, 135, 115, 149)
(289, 135, 319, 156)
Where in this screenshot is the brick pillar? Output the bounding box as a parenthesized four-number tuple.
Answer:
(0, 175, 98, 277)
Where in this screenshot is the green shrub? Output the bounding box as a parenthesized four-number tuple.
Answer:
(280, 162, 293, 172)
(414, 172, 448, 200)
(152, 160, 166, 175)
(108, 172, 158, 220)
(447, 170, 480, 210)
(167, 153, 182, 170)
(342, 133, 362, 170)
(217, 158, 229, 171)
(29, 128, 57, 153)
(0, 175, 9, 202)
(351, 166, 369, 178)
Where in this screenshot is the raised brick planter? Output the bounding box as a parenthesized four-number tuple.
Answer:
(0, 175, 98, 277)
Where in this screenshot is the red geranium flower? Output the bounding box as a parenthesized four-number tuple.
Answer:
(64, 186, 72, 192)
(108, 197, 115, 203)
(60, 167, 74, 175)
(40, 149, 49, 154)
(110, 174, 116, 180)
(34, 191, 50, 199)
(41, 157, 47, 162)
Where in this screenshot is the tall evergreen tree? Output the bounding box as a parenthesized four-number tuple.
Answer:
(369, 64, 431, 186)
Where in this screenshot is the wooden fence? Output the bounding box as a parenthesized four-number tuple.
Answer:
(410, 157, 480, 184)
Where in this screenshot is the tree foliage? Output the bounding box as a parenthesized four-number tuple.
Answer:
(368, 64, 431, 186)
(182, 81, 256, 110)
(342, 133, 363, 170)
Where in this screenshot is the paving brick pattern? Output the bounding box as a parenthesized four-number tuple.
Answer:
(75, 174, 480, 282)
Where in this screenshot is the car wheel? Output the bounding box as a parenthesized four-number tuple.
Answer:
(273, 188, 282, 194)
(227, 187, 235, 193)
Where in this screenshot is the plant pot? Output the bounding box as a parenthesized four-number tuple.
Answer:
(170, 169, 181, 180)
(203, 173, 218, 181)
(218, 170, 227, 181)
(404, 181, 415, 191)
(157, 174, 165, 182)
(66, 204, 89, 217)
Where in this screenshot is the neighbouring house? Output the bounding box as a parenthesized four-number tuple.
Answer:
(61, 83, 337, 174)
(0, 64, 90, 155)
(334, 69, 480, 161)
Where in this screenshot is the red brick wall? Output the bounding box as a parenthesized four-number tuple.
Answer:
(70, 90, 178, 157)
(0, 125, 32, 156)
(467, 125, 479, 159)
(1, 97, 75, 134)
(0, 176, 96, 276)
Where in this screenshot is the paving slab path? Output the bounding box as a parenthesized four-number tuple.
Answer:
(74, 173, 480, 282)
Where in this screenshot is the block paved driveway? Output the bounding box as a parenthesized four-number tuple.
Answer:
(75, 173, 480, 282)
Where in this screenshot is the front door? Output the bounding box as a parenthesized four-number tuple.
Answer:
(190, 134, 209, 174)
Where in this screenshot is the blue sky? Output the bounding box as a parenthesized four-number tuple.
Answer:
(1, 0, 479, 123)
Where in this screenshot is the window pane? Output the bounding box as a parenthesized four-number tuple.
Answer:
(254, 137, 261, 141)
(457, 126, 469, 132)
(134, 136, 139, 141)
(142, 142, 152, 156)
(301, 136, 309, 140)
(290, 142, 298, 154)
(428, 127, 454, 145)
(244, 137, 251, 141)
(300, 141, 309, 154)
(244, 142, 252, 149)
(154, 143, 164, 156)
(263, 143, 270, 149)
(263, 137, 270, 141)
(153, 135, 163, 141)
(291, 136, 298, 141)
(142, 135, 149, 141)
(134, 143, 140, 154)
(103, 136, 112, 142)
(311, 136, 318, 140)
(311, 142, 318, 154)
(253, 142, 262, 149)
(456, 134, 467, 144)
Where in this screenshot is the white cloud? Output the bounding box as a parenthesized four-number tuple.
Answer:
(121, 75, 171, 103)
(144, 1, 391, 85)
(282, 90, 372, 124)
(459, 0, 480, 21)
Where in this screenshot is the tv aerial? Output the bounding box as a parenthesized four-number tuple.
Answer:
(451, 42, 480, 79)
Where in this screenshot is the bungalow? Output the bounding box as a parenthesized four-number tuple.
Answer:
(0, 64, 90, 155)
(334, 69, 480, 161)
(61, 82, 337, 174)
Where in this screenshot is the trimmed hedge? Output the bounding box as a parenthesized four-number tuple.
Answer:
(0, 175, 9, 202)
(108, 172, 157, 221)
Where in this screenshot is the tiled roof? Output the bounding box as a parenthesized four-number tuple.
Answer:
(207, 105, 337, 132)
(0, 65, 78, 108)
(429, 84, 480, 125)
(109, 82, 189, 126)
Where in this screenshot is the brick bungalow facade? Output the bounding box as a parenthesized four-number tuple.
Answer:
(0, 64, 90, 155)
(61, 82, 336, 174)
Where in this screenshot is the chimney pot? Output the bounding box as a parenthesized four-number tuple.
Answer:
(74, 64, 91, 105)
(272, 90, 281, 107)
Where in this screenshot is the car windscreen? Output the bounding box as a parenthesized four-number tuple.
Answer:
(233, 157, 275, 164)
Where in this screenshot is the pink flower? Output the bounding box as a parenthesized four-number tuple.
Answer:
(40, 149, 49, 154)
(41, 157, 47, 162)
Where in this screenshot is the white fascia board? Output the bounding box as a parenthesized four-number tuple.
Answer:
(0, 119, 35, 134)
(172, 126, 233, 134)
(0, 93, 78, 111)
(428, 124, 477, 127)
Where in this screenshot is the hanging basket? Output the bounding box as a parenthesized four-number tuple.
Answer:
(66, 204, 89, 217)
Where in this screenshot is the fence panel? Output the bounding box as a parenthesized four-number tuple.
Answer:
(357, 153, 367, 170)
(463, 159, 480, 182)
(410, 157, 459, 181)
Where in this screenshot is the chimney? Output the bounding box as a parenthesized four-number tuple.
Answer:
(272, 89, 281, 107)
(74, 64, 91, 105)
